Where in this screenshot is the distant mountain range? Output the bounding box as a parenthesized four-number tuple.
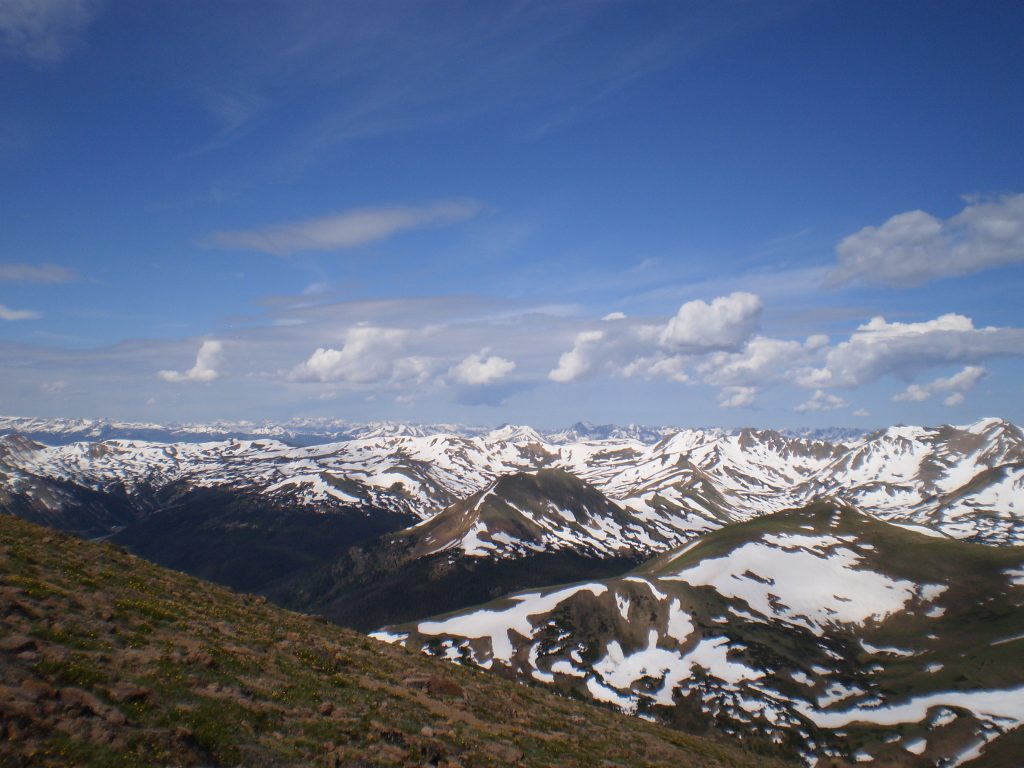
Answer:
(1, 416, 1019, 547)
(2, 415, 1022, 766)
(0, 414, 865, 447)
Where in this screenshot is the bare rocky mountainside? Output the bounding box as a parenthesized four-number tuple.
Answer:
(1, 416, 1022, 765)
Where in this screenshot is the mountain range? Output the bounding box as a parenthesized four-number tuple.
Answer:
(2, 415, 1022, 765)
(2, 416, 1020, 547)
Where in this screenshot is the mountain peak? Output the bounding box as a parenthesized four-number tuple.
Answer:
(406, 468, 675, 560)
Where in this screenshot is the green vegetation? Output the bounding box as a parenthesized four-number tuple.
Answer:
(0, 514, 791, 767)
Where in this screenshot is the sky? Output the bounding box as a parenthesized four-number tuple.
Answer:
(2, 0, 1023, 430)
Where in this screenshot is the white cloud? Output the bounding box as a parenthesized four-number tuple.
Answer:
(449, 350, 515, 386)
(828, 193, 1024, 287)
(0, 262, 76, 282)
(893, 365, 987, 406)
(697, 334, 828, 388)
(795, 390, 848, 413)
(0, 0, 101, 64)
(852, 408, 870, 417)
(0, 303, 40, 320)
(659, 291, 761, 351)
(798, 314, 1024, 389)
(550, 293, 765, 386)
(209, 199, 481, 255)
(621, 354, 691, 383)
(549, 330, 605, 382)
(289, 326, 436, 387)
(158, 340, 223, 383)
(718, 386, 756, 408)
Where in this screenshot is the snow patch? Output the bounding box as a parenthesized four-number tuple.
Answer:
(417, 583, 607, 662)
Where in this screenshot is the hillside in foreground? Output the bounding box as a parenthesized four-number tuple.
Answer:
(0, 515, 791, 768)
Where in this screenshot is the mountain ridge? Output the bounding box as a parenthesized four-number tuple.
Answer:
(3, 417, 1018, 547)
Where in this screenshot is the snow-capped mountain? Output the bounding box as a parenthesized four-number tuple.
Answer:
(400, 469, 683, 560)
(4, 416, 1023, 765)
(377, 503, 1024, 766)
(0, 415, 680, 447)
(2, 417, 1020, 547)
(0, 415, 494, 447)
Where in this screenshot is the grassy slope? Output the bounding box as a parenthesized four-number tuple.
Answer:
(0, 515, 792, 768)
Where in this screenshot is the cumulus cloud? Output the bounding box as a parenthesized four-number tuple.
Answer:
(798, 314, 1024, 389)
(659, 291, 762, 351)
(697, 334, 829, 388)
(828, 193, 1024, 287)
(289, 326, 436, 387)
(0, 303, 40, 320)
(893, 365, 987, 406)
(158, 340, 223, 383)
(449, 350, 516, 386)
(0, 0, 102, 64)
(550, 293, 765, 386)
(718, 386, 756, 408)
(795, 390, 848, 413)
(0, 262, 76, 282)
(549, 330, 606, 382)
(209, 199, 481, 255)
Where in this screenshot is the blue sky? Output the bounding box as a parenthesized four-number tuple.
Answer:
(2, 0, 1023, 429)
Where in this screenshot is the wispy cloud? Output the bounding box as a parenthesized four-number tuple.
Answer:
(0, 262, 76, 283)
(0, 303, 40, 320)
(795, 390, 848, 413)
(718, 386, 757, 409)
(0, 0, 102, 65)
(208, 199, 481, 255)
(893, 366, 987, 407)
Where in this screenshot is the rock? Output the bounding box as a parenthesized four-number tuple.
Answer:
(318, 701, 334, 716)
(484, 743, 524, 763)
(59, 687, 106, 716)
(107, 682, 149, 703)
(19, 678, 51, 700)
(0, 635, 37, 654)
(0, 691, 38, 720)
(401, 674, 464, 698)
